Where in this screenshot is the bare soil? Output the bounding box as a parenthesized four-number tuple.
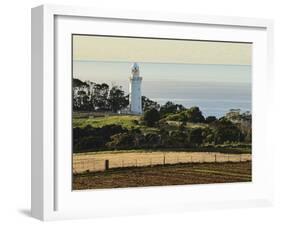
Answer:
(73, 161, 252, 190)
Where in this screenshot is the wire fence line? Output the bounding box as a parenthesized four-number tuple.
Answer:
(73, 153, 251, 174)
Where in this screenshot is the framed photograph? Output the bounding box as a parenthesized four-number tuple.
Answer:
(31, 4, 274, 221)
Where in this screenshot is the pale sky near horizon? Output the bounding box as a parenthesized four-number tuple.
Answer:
(73, 35, 252, 65)
(72, 35, 252, 84)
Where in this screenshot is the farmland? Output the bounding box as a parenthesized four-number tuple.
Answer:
(73, 150, 251, 173)
(73, 161, 252, 190)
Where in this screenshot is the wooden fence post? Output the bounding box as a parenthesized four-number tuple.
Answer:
(105, 159, 109, 170)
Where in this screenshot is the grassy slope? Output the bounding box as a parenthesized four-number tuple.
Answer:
(73, 115, 141, 129)
(73, 115, 160, 133)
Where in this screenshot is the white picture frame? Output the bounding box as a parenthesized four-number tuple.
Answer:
(31, 4, 274, 221)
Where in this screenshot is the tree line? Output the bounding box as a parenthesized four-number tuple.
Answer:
(73, 79, 129, 112)
(73, 78, 160, 112)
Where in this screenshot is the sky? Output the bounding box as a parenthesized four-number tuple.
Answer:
(73, 35, 252, 85)
(73, 61, 251, 84)
(73, 35, 252, 65)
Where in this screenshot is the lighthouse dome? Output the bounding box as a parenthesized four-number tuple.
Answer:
(131, 62, 140, 76)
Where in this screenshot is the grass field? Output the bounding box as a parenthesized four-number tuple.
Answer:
(73, 150, 251, 173)
(73, 115, 141, 129)
(73, 161, 252, 190)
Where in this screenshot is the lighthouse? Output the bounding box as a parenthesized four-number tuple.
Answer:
(129, 62, 142, 114)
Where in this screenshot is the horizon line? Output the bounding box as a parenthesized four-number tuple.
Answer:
(73, 59, 251, 67)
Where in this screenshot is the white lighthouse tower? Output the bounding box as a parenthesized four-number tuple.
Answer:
(129, 62, 142, 114)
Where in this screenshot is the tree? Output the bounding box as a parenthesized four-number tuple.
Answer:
(212, 118, 242, 144)
(108, 86, 129, 112)
(92, 83, 109, 110)
(73, 124, 128, 152)
(177, 104, 186, 112)
(166, 130, 188, 147)
(144, 133, 161, 147)
(185, 107, 205, 123)
(201, 127, 215, 144)
(205, 116, 217, 124)
(74, 90, 91, 110)
(143, 108, 160, 127)
(142, 96, 160, 111)
(72, 78, 91, 110)
(73, 78, 89, 87)
(106, 133, 135, 149)
(188, 128, 204, 145)
(159, 101, 178, 117)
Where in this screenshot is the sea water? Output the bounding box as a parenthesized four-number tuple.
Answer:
(142, 80, 251, 117)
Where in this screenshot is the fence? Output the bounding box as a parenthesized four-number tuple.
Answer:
(73, 152, 251, 174)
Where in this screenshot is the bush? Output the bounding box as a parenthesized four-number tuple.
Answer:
(205, 116, 217, 123)
(73, 124, 128, 152)
(185, 107, 205, 123)
(188, 128, 204, 145)
(106, 133, 135, 149)
(212, 118, 243, 144)
(163, 107, 205, 123)
(143, 108, 160, 127)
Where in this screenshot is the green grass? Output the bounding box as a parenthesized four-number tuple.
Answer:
(73, 114, 207, 132)
(73, 115, 141, 129)
(73, 115, 162, 134)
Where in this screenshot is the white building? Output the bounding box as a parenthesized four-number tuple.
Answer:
(129, 62, 143, 114)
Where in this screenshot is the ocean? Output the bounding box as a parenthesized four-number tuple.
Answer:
(117, 80, 251, 118)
